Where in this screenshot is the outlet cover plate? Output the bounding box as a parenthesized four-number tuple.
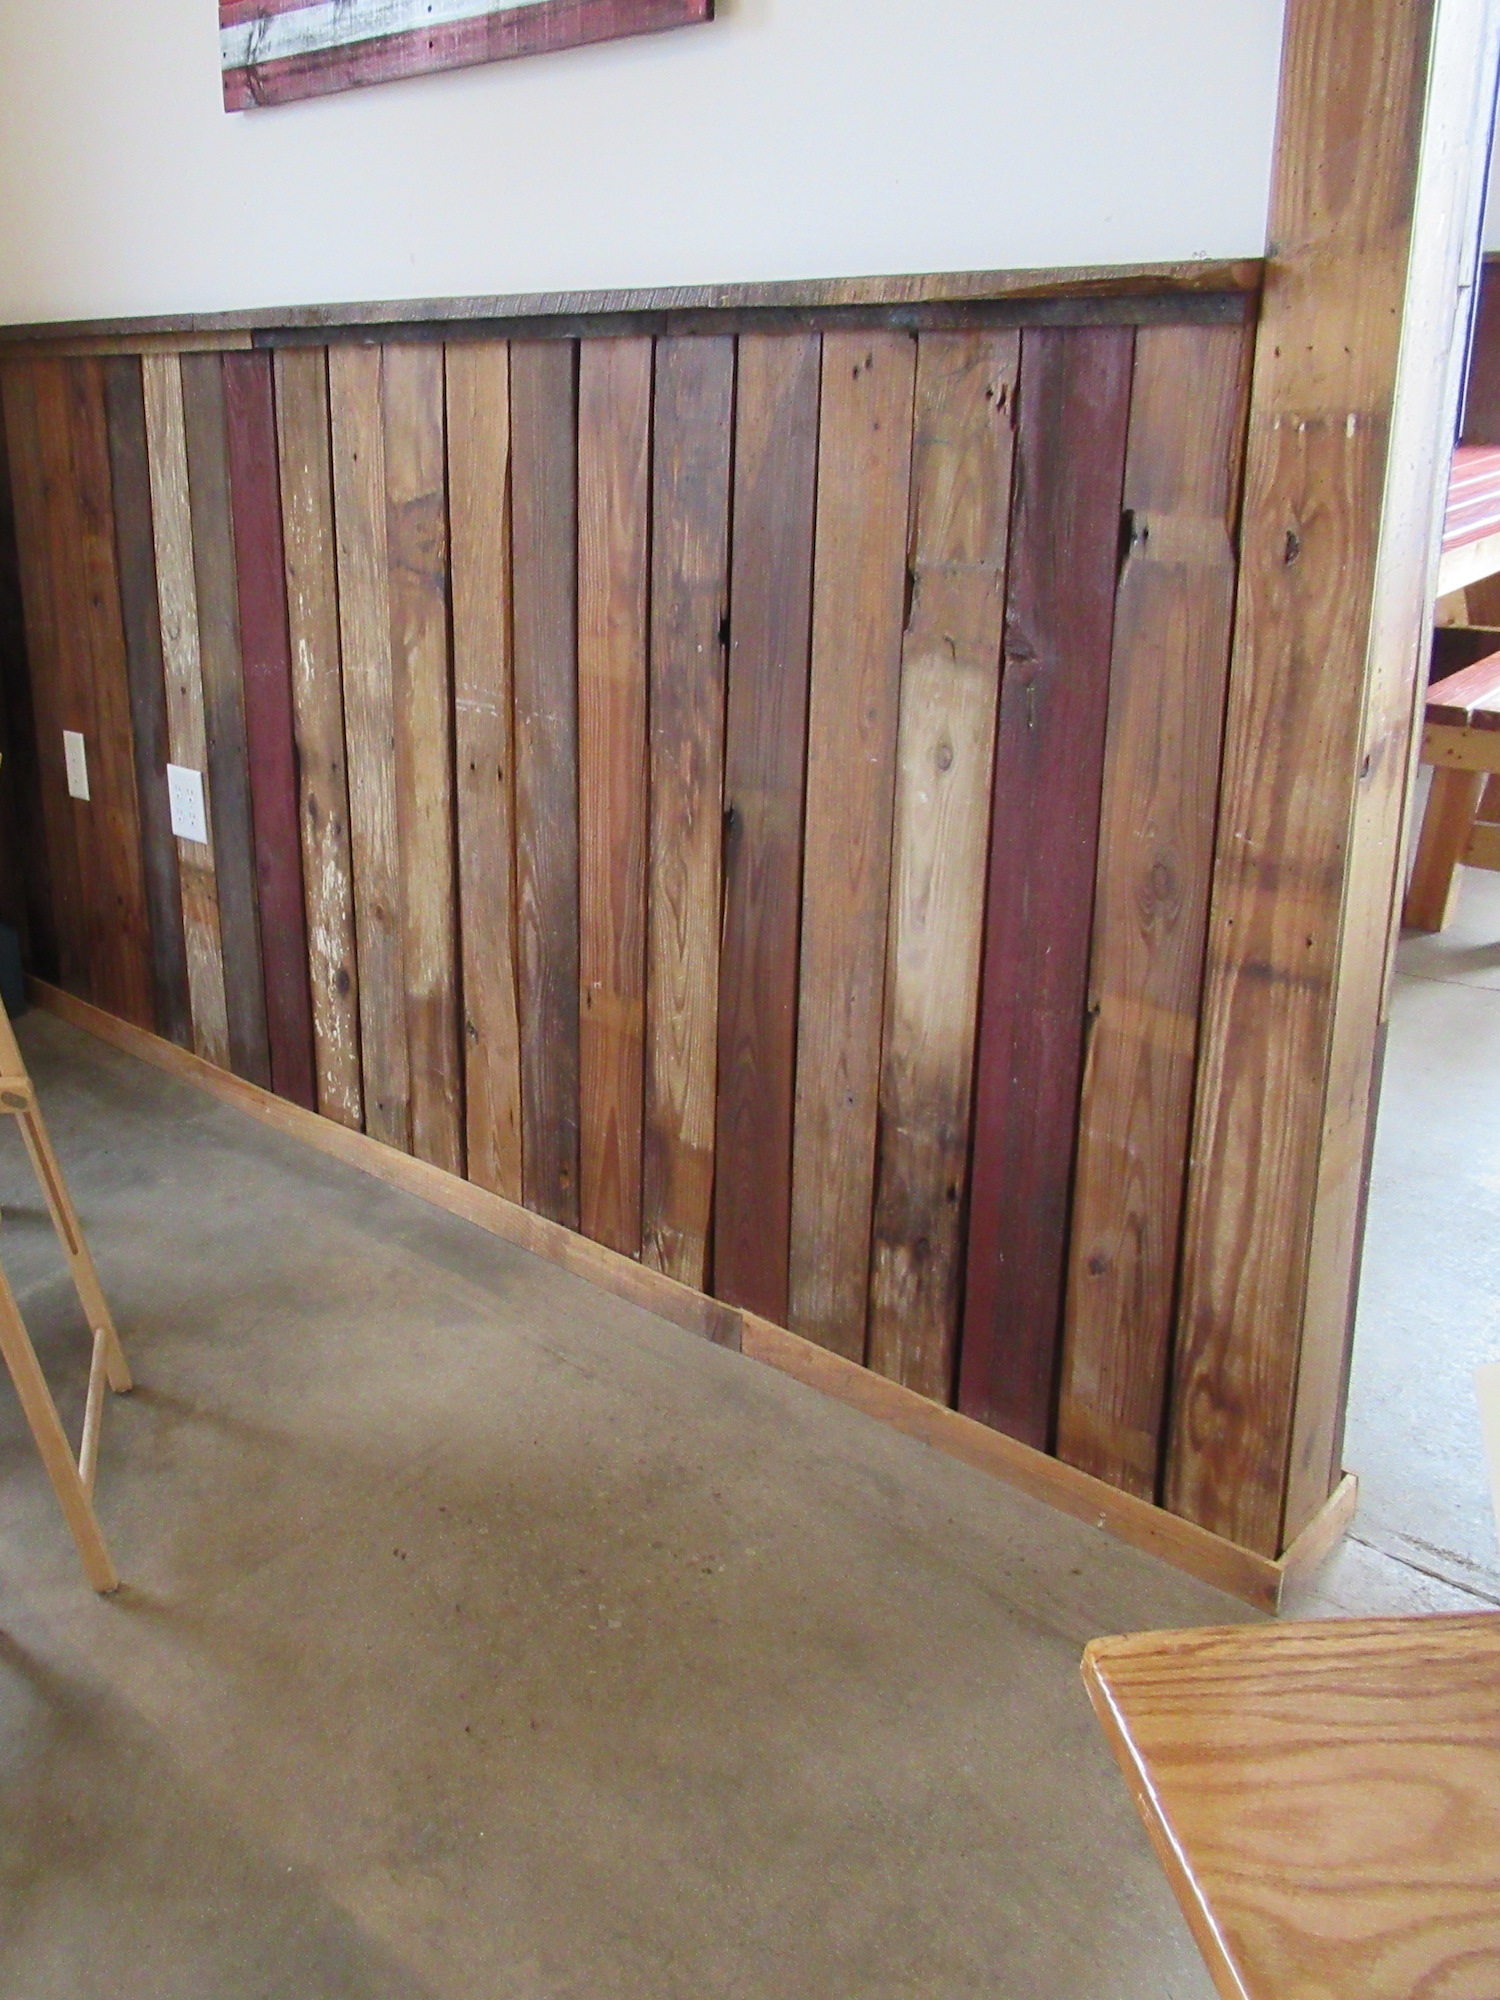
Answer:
(166, 763, 209, 844)
(63, 730, 89, 801)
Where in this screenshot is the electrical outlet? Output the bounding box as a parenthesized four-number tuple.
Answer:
(166, 763, 209, 845)
(63, 730, 89, 802)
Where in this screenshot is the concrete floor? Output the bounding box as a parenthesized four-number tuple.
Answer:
(0, 1010, 1478, 1998)
(1344, 864, 1500, 1607)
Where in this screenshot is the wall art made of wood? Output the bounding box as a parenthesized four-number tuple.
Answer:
(0, 317, 1251, 1511)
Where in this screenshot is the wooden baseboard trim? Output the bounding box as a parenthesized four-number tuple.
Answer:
(31, 978, 1350, 1613)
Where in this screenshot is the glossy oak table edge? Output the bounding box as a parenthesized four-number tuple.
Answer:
(1082, 1613, 1500, 2000)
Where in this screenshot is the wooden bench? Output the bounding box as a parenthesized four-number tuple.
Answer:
(1404, 648, 1500, 931)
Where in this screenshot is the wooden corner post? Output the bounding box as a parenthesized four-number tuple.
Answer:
(1167, 0, 1500, 1556)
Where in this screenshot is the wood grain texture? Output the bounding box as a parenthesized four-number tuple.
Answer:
(577, 337, 650, 1256)
(274, 346, 363, 1130)
(141, 354, 233, 1066)
(447, 340, 523, 1201)
(1084, 1615, 1500, 2000)
(4, 366, 90, 998)
(1055, 323, 1251, 1499)
(180, 351, 271, 1087)
(788, 331, 917, 1358)
(0, 261, 1262, 353)
(642, 336, 734, 1288)
(1287, 0, 1500, 1549)
(0, 386, 54, 979)
(102, 356, 192, 1046)
(866, 331, 1016, 1402)
(223, 350, 317, 1110)
(224, 0, 712, 112)
(55, 361, 155, 1029)
(1169, 0, 1500, 1554)
(329, 342, 410, 1150)
(509, 339, 580, 1226)
(958, 326, 1134, 1448)
(712, 332, 820, 1321)
(383, 343, 462, 1175)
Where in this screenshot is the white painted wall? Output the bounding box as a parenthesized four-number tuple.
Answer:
(0, 0, 1287, 325)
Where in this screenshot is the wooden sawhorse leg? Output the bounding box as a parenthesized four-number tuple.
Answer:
(1404, 765, 1486, 932)
(0, 1009, 129, 1592)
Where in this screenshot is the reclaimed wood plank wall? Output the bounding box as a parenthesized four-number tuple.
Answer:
(0, 313, 1258, 1531)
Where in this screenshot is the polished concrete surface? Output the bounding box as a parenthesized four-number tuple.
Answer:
(0, 1008, 1482, 1998)
(1346, 864, 1500, 1605)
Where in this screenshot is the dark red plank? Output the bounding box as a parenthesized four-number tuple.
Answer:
(102, 356, 192, 1048)
(958, 326, 1135, 1449)
(712, 332, 819, 1322)
(223, 351, 317, 1110)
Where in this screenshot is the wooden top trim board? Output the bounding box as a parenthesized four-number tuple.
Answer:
(29, 973, 1356, 1612)
(1083, 1613, 1500, 2000)
(1426, 650, 1500, 728)
(0, 261, 1263, 353)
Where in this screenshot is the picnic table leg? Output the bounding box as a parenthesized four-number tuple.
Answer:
(1405, 765, 1486, 932)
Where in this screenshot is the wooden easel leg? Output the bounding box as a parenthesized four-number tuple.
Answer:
(0, 1256, 118, 1592)
(15, 1104, 131, 1394)
(1404, 765, 1486, 932)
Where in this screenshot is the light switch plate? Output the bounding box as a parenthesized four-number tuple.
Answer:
(63, 730, 89, 802)
(166, 763, 209, 845)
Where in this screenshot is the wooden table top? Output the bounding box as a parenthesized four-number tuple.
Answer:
(1082, 1613, 1500, 2000)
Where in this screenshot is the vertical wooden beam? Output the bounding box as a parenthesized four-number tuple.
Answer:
(141, 353, 232, 1069)
(578, 337, 652, 1260)
(275, 346, 363, 1132)
(448, 340, 524, 1202)
(713, 332, 820, 1324)
(866, 331, 1016, 1404)
(788, 332, 916, 1360)
(223, 350, 318, 1112)
(1168, 0, 1500, 1554)
(957, 327, 1133, 1449)
(643, 335, 734, 1290)
(510, 339, 581, 1228)
(1055, 322, 1251, 1499)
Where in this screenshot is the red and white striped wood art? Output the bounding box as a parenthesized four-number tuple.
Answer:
(221, 0, 713, 111)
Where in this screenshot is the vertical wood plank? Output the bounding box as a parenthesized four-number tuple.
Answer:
(866, 331, 1018, 1403)
(0, 384, 55, 981)
(1170, 0, 1500, 1554)
(103, 356, 193, 1048)
(180, 351, 272, 1088)
(1055, 322, 1252, 1499)
(384, 343, 462, 1176)
(642, 336, 735, 1289)
(275, 346, 363, 1131)
(788, 331, 917, 1359)
(577, 337, 651, 1256)
(141, 353, 231, 1067)
(509, 339, 580, 1226)
(63, 360, 155, 1031)
(1, 365, 87, 996)
(447, 340, 523, 1201)
(958, 326, 1135, 1449)
(713, 332, 820, 1322)
(224, 350, 318, 1111)
(31, 362, 116, 1010)
(329, 342, 410, 1152)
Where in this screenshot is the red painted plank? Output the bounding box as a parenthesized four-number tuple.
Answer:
(958, 326, 1135, 1450)
(223, 351, 318, 1112)
(225, 0, 712, 110)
